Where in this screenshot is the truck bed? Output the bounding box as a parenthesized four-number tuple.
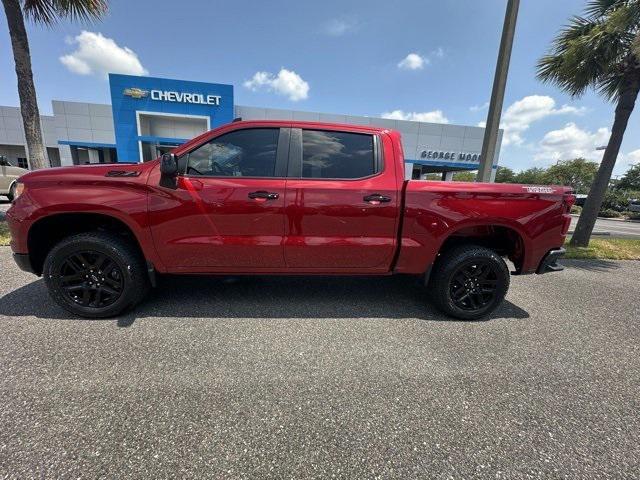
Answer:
(394, 181, 573, 275)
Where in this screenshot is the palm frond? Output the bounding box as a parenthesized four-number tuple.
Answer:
(22, 0, 108, 25)
(21, 0, 56, 23)
(597, 69, 628, 99)
(537, 2, 640, 101)
(551, 16, 600, 54)
(584, 0, 640, 31)
(584, 0, 628, 18)
(537, 17, 604, 97)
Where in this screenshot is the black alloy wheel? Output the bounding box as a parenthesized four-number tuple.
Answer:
(57, 250, 124, 308)
(449, 260, 499, 312)
(43, 231, 150, 318)
(428, 245, 510, 320)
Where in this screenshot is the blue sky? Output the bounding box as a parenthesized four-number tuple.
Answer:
(1, 0, 639, 174)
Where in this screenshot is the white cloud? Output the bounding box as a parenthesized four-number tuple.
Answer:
(470, 102, 490, 113)
(535, 122, 610, 162)
(535, 126, 640, 175)
(615, 149, 640, 175)
(243, 68, 309, 101)
(397, 48, 444, 71)
(500, 95, 586, 146)
(59, 31, 147, 78)
(322, 17, 359, 36)
(398, 53, 428, 70)
(627, 149, 640, 164)
(381, 109, 449, 124)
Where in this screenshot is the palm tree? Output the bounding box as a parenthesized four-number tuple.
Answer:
(537, 0, 640, 247)
(1, 0, 107, 170)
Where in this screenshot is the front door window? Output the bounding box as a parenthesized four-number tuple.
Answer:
(183, 128, 279, 178)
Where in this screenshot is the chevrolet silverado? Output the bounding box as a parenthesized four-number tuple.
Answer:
(7, 121, 574, 319)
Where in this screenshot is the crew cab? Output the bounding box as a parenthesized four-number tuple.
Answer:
(6, 121, 574, 320)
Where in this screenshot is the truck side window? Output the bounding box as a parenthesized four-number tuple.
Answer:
(183, 128, 279, 177)
(301, 130, 375, 179)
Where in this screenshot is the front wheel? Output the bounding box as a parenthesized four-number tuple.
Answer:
(428, 245, 510, 320)
(43, 232, 150, 318)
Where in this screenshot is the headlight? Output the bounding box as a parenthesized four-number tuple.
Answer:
(13, 182, 25, 200)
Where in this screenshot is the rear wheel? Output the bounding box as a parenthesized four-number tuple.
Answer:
(428, 245, 510, 320)
(43, 232, 149, 318)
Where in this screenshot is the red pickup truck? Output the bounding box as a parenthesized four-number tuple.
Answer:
(7, 121, 574, 320)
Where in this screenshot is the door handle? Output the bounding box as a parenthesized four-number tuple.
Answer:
(248, 191, 279, 200)
(363, 194, 391, 204)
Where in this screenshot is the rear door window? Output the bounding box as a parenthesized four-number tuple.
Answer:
(301, 130, 376, 179)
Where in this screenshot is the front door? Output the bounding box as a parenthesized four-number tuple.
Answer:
(284, 128, 400, 271)
(149, 127, 289, 270)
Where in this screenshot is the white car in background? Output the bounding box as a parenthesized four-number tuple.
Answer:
(0, 156, 28, 202)
(574, 194, 588, 207)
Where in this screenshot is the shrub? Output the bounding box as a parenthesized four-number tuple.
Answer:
(570, 205, 582, 215)
(601, 190, 631, 213)
(599, 208, 622, 218)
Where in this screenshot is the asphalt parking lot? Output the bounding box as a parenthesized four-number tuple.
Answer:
(569, 214, 640, 238)
(1, 248, 639, 478)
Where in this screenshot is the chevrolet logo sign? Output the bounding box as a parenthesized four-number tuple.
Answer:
(123, 88, 149, 99)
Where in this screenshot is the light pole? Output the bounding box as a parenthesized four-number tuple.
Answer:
(478, 0, 520, 183)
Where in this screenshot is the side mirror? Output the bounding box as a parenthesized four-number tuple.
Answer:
(160, 153, 178, 177)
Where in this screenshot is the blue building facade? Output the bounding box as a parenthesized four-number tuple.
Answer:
(108, 74, 234, 162)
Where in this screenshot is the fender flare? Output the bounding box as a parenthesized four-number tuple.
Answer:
(434, 219, 530, 251)
(25, 207, 166, 275)
(428, 220, 531, 275)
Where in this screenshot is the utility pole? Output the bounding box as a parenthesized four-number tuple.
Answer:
(478, 0, 520, 183)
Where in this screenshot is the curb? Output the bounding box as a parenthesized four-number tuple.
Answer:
(570, 214, 640, 223)
(567, 231, 610, 236)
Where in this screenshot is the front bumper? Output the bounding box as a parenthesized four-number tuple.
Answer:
(13, 253, 36, 274)
(536, 248, 566, 274)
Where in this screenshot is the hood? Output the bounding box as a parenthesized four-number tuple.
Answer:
(19, 161, 157, 184)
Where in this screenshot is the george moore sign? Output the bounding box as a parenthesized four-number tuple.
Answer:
(421, 149, 483, 163)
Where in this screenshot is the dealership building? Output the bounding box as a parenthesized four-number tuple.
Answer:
(0, 74, 502, 180)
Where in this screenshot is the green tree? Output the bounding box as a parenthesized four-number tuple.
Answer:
(494, 166, 516, 183)
(514, 167, 547, 185)
(543, 158, 599, 194)
(2, 0, 107, 170)
(537, 0, 640, 247)
(423, 173, 443, 181)
(453, 171, 477, 182)
(617, 163, 640, 190)
(601, 188, 631, 212)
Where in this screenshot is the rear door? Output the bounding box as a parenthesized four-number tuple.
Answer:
(283, 127, 400, 270)
(149, 127, 289, 269)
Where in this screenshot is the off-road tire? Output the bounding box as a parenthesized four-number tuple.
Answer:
(43, 231, 149, 318)
(428, 245, 510, 320)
